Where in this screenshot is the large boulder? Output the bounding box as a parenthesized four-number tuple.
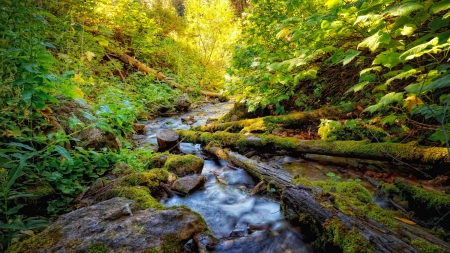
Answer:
(172, 174, 205, 195)
(7, 198, 207, 253)
(49, 98, 121, 151)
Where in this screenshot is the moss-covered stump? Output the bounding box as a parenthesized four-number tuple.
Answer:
(194, 103, 361, 132)
(163, 154, 204, 176)
(7, 198, 208, 253)
(179, 130, 450, 166)
(391, 178, 450, 230)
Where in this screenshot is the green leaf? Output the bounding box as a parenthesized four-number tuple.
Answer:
(8, 142, 36, 151)
(339, 50, 361, 66)
(364, 92, 404, 113)
(428, 130, 447, 144)
(383, 1, 424, 16)
(386, 69, 418, 85)
(380, 114, 397, 126)
(81, 110, 96, 121)
(400, 37, 438, 60)
(358, 31, 391, 52)
(373, 52, 401, 68)
(24, 219, 49, 230)
(360, 66, 382, 75)
(424, 74, 450, 91)
(345, 81, 370, 93)
(54, 145, 73, 164)
(430, 0, 450, 14)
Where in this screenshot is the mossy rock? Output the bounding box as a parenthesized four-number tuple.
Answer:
(121, 168, 168, 194)
(107, 186, 165, 210)
(148, 154, 169, 169)
(163, 154, 204, 176)
(6, 228, 63, 253)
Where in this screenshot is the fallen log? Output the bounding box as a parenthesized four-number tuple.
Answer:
(178, 130, 450, 166)
(205, 146, 423, 252)
(109, 53, 224, 98)
(194, 103, 362, 132)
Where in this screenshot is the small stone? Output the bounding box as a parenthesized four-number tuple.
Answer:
(172, 175, 205, 195)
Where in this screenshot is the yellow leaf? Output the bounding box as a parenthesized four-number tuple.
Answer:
(73, 86, 84, 99)
(400, 24, 416, 36)
(71, 73, 85, 84)
(84, 51, 95, 62)
(393, 217, 416, 225)
(276, 28, 290, 40)
(403, 95, 423, 111)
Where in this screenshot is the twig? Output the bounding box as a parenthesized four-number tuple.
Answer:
(105, 53, 126, 83)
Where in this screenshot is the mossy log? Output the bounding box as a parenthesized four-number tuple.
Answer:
(205, 146, 422, 253)
(283, 186, 421, 253)
(110, 53, 223, 98)
(194, 103, 362, 132)
(178, 130, 450, 166)
(393, 178, 450, 229)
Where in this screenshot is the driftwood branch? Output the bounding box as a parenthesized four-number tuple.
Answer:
(107, 53, 224, 98)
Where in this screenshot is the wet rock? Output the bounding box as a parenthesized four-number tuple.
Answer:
(164, 154, 204, 176)
(213, 225, 313, 253)
(172, 175, 205, 195)
(49, 97, 121, 151)
(133, 123, 146, 134)
(191, 232, 219, 253)
(175, 93, 191, 111)
(8, 198, 207, 253)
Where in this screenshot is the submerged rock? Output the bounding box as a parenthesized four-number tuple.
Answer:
(49, 97, 121, 151)
(172, 174, 206, 195)
(7, 198, 207, 253)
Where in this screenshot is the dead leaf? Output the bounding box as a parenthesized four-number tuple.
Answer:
(403, 95, 423, 111)
(393, 217, 416, 225)
(84, 51, 95, 62)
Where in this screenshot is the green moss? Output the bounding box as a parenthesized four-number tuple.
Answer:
(394, 178, 450, 216)
(66, 239, 83, 248)
(6, 228, 62, 253)
(86, 242, 108, 253)
(291, 176, 313, 187)
(364, 203, 402, 230)
(318, 219, 373, 253)
(122, 168, 168, 194)
(24, 182, 54, 202)
(411, 239, 450, 253)
(379, 182, 400, 197)
(260, 134, 298, 149)
(107, 186, 165, 210)
(163, 154, 204, 176)
(161, 234, 183, 253)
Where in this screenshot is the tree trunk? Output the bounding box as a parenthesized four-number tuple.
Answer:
(109, 53, 224, 98)
(156, 129, 180, 152)
(178, 130, 450, 166)
(194, 103, 363, 132)
(205, 146, 422, 253)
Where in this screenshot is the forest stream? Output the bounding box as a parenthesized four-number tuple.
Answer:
(132, 100, 397, 253)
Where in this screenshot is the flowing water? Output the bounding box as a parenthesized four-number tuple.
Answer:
(135, 101, 381, 252)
